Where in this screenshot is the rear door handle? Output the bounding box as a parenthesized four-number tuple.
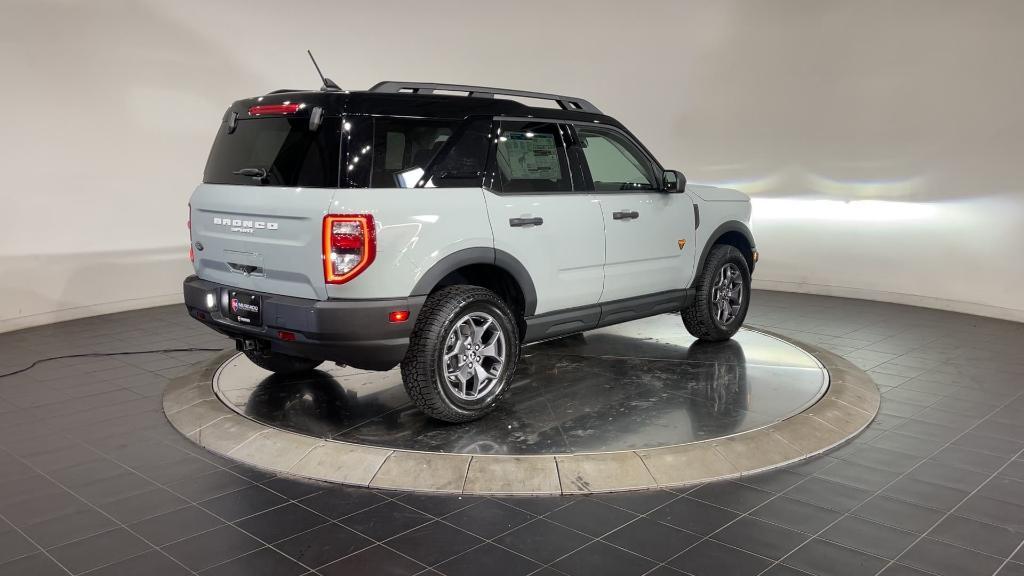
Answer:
(227, 262, 263, 276)
(613, 210, 640, 220)
(509, 217, 544, 227)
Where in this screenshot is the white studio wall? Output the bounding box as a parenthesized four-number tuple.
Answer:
(1, 0, 1023, 332)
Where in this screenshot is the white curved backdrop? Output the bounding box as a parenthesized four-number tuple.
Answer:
(2, 0, 1022, 332)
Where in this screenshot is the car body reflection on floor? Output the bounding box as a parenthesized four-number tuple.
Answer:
(217, 315, 828, 455)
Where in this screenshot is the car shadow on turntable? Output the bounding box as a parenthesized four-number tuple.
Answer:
(233, 330, 823, 456)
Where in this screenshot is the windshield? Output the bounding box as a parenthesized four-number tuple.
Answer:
(203, 117, 341, 187)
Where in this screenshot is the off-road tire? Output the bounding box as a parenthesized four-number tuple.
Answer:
(401, 285, 520, 423)
(682, 244, 751, 342)
(243, 350, 321, 375)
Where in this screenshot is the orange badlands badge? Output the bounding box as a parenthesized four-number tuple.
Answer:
(678, 239, 687, 249)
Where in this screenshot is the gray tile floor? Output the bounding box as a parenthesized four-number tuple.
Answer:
(0, 290, 1022, 575)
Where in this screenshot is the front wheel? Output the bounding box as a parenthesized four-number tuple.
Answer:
(401, 285, 520, 423)
(682, 245, 751, 342)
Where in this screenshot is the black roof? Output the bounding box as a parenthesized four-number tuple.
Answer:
(222, 85, 625, 129)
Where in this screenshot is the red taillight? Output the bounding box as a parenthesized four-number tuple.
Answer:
(323, 214, 375, 284)
(389, 310, 410, 323)
(188, 203, 194, 263)
(331, 234, 363, 250)
(249, 103, 301, 116)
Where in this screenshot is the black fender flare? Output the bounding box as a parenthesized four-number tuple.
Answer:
(695, 221, 757, 278)
(409, 247, 538, 316)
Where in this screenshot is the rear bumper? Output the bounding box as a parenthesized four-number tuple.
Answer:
(183, 275, 424, 371)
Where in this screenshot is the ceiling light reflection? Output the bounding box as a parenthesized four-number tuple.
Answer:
(751, 198, 937, 222)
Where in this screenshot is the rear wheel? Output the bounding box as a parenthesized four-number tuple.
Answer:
(243, 350, 321, 375)
(401, 285, 520, 423)
(682, 244, 751, 342)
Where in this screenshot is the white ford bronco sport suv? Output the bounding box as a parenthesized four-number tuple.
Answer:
(184, 81, 757, 422)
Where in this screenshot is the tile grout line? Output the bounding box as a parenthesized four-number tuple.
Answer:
(638, 387, 1019, 576)
(366, 450, 394, 488)
(187, 414, 229, 438)
(632, 450, 661, 488)
(554, 455, 564, 495)
(225, 428, 271, 456)
(872, 442, 1024, 576)
(0, 445, 202, 576)
(421, 492, 696, 574)
(0, 507, 75, 576)
(284, 441, 323, 476)
(67, 435, 407, 575)
(460, 456, 472, 494)
(81, 439, 371, 575)
(2, 295, 1024, 573)
(993, 540, 1024, 576)
(754, 385, 1024, 576)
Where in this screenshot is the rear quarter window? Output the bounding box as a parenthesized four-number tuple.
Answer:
(343, 117, 490, 189)
(204, 117, 341, 187)
(370, 118, 456, 187)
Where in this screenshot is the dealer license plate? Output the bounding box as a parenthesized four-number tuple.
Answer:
(226, 291, 262, 326)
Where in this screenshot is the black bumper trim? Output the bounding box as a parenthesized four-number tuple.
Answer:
(183, 276, 424, 371)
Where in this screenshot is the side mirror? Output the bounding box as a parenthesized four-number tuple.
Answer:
(663, 170, 686, 193)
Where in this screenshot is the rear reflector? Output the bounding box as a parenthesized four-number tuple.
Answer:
(277, 330, 297, 341)
(323, 214, 376, 284)
(389, 310, 410, 323)
(249, 103, 302, 116)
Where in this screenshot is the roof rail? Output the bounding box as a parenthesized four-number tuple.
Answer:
(368, 81, 602, 114)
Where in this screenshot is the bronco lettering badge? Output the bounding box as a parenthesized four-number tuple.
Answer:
(213, 216, 279, 234)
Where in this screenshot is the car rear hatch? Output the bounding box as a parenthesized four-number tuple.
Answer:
(190, 97, 342, 301)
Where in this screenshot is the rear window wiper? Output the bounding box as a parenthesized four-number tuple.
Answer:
(233, 168, 268, 183)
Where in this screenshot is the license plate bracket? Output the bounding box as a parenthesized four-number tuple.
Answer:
(226, 290, 262, 326)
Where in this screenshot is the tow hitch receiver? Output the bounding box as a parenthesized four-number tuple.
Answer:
(236, 339, 262, 353)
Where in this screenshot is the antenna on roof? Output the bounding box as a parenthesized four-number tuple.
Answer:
(307, 50, 341, 92)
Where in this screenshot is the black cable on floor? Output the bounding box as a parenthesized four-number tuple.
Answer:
(0, 348, 227, 379)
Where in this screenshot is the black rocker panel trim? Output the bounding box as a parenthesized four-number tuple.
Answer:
(409, 248, 539, 317)
(523, 305, 602, 343)
(599, 289, 694, 328)
(524, 289, 694, 343)
(694, 221, 757, 280)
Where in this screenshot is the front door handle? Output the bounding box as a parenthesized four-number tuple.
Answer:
(509, 217, 544, 227)
(613, 210, 640, 220)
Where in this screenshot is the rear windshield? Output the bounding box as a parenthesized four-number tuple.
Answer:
(203, 117, 340, 187)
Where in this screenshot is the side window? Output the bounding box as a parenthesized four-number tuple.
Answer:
(430, 118, 491, 188)
(492, 121, 572, 193)
(576, 127, 657, 191)
(370, 118, 457, 188)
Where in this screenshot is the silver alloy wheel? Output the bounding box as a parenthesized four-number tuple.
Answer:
(441, 311, 506, 401)
(711, 263, 744, 326)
